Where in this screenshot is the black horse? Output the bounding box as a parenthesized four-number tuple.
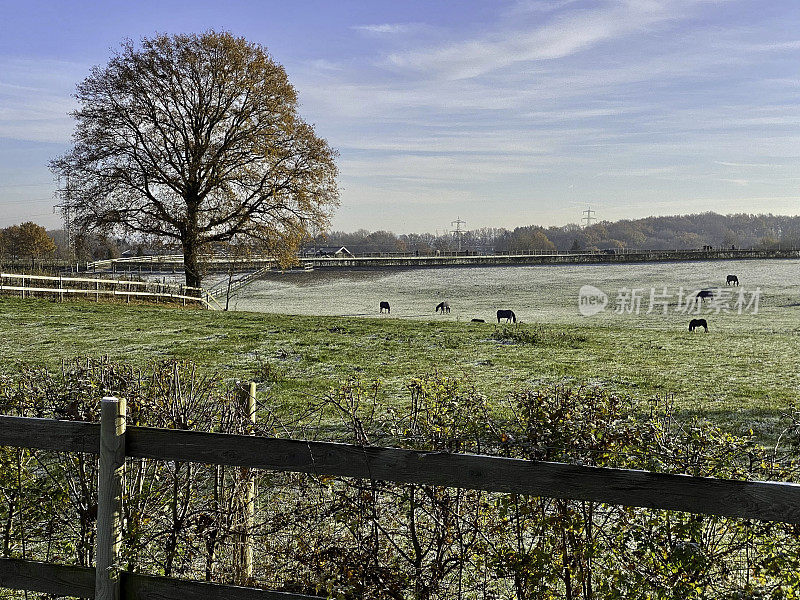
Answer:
(726, 275, 739, 286)
(380, 301, 390, 314)
(696, 290, 713, 302)
(689, 318, 708, 332)
(497, 309, 516, 323)
(436, 301, 451, 314)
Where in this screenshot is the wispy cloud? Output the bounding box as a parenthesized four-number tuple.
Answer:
(714, 161, 784, 168)
(0, 57, 84, 143)
(292, 0, 800, 229)
(5, 0, 800, 233)
(599, 166, 679, 177)
(352, 23, 425, 36)
(745, 40, 800, 52)
(384, 1, 702, 80)
(506, 0, 584, 15)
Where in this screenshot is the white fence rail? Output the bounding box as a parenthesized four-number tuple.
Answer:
(0, 273, 213, 308)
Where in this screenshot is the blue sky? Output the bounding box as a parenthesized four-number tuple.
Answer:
(1, 0, 800, 233)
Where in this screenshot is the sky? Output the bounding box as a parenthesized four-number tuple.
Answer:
(1, 0, 800, 234)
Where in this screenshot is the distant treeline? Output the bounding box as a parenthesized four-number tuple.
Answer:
(313, 212, 800, 254)
(9, 211, 800, 263)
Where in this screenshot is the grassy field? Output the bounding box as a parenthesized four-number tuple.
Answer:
(1, 294, 798, 437)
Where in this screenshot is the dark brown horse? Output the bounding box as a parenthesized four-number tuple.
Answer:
(436, 301, 451, 314)
(497, 309, 516, 323)
(696, 290, 713, 302)
(380, 301, 390, 314)
(726, 275, 739, 286)
(689, 318, 708, 332)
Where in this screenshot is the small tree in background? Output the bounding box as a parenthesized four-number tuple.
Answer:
(1, 222, 56, 267)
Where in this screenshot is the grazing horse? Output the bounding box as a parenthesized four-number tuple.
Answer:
(497, 309, 516, 323)
(726, 275, 739, 286)
(696, 290, 713, 302)
(380, 301, 390, 314)
(689, 318, 708, 332)
(435, 301, 451, 314)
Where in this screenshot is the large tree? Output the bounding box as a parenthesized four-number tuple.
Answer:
(51, 31, 339, 288)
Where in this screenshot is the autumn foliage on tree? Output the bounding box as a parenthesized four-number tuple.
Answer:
(0, 222, 56, 266)
(51, 31, 339, 288)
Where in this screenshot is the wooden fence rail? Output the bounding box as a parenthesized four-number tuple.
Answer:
(2, 414, 800, 523)
(3, 410, 800, 597)
(0, 557, 319, 600)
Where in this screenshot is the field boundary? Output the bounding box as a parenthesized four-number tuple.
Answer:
(2, 404, 800, 598)
(0, 272, 214, 308)
(85, 248, 800, 275)
(1, 414, 798, 523)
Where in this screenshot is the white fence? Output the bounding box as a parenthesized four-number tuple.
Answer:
(0, 273, 215, 309)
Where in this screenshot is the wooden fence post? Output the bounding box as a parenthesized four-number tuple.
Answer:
(96, 397, 126, 600)
(239, 382, 257, 584)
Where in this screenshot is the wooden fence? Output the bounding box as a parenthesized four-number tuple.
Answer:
(206, 266, 275, 302)
(2, 403, 800, 598)
(0, 272, 216, 309)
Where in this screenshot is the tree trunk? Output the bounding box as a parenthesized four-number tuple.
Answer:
(182, 234, 203, 291)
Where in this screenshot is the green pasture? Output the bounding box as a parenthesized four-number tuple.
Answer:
(0, 294, 797, 437)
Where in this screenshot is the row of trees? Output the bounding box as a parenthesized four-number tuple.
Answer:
(0, 221, 155, 264)
(545, 212, 800, 251)
(2, 358, 800, 598)
(316, 212, 800, 255)
(6, 210, 795, 271)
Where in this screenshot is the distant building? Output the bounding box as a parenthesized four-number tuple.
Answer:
(313, 246, 354, 258)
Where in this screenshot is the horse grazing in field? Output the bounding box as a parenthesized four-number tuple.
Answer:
(380, 301, 390, 314)
(689, 318, 708, 332)
(726, 275, 739, 286)
(497, 309, 516, 323)
(436, 301, 451, 314)
(696, 290, 713, 302)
